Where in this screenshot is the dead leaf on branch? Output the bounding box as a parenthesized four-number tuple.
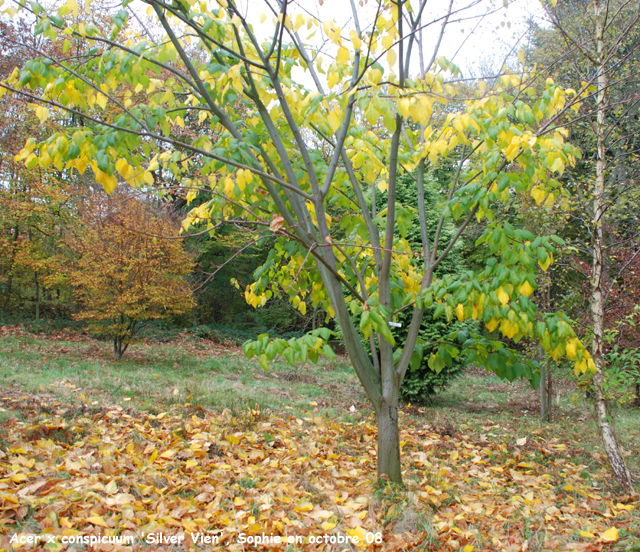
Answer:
(269, 214, 285, 233)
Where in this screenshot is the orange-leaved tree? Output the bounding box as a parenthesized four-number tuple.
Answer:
(62, 191, 194, 358)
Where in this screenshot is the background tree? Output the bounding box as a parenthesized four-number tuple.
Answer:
(61, 191, 194, 358)
(531, 0, 640, 491)
(2, 0, 596, 484)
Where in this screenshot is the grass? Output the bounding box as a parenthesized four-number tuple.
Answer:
(425, 369, 640, 477)
(0, 329, 367, 421)
(1, 329, 639, 481)
(0, 327, 639, 551)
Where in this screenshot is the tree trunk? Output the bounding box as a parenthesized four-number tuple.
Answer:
(547, 362, 553, 423)
(539, 346, 549, 423)
(3, 227, 20, 311)
(376, 397, 402, 484)
(34, 270, 40, 323)
(591, 0, 633, 492)
(114, 335, 122, 359)
(114, 314, 124, 359)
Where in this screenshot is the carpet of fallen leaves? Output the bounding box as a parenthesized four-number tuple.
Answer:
(0, 392, 637, 552)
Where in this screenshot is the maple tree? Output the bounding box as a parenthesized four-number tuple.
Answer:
(60, 192, 194, 358)
(0, 0, 600, 484)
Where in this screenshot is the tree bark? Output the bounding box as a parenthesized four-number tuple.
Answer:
(376, 396, 402, 484)
(34, 270, 40, 322)
(3, 227, 20, 311)
(114, 335, 122, 359)
(591, 0, 633, 493)
(539, 345, 549, 423)
(547, 362, 553, 423)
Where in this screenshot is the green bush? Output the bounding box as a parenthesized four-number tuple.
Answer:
(334, 170, 477, 402)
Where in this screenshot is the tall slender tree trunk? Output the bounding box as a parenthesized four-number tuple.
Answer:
(539, 345, 549, 423)
(3, 227, 20, 310)
(34, 270, 40, 322)
(539, 282, 552, 422)
(591, 0, 633, 492)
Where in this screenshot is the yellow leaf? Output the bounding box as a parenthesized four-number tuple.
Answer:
(387, 48, 397, 67)
(96, 169, 118, 194)
(544, 192, 556, 207)
(336, 46, 349, 65)
(518, 281, 534, 297)
(321, 522, 336, 531)
(327, 70, 339, 89)
(464, 546, 475, 552)
(160, 449, 175, 458)
(580, 530, 595, 538)
(346, 526, 368, 543)
(96, 93, 107, 109)
(183, 520, 197, 532)
(226, 434, 240, 445)
(86, 516, 108, 527)
(565, 338, 578, 359)
(531, 187, 546, 206)
(539, 252, 552, 272)
(104, 479, 118, 494)
(364, 103, 380, 126)
(293, 14, 304, 32)
(368, 68, 382, 85)
(497, 286, 509, 306)
(599, 527, 618, 543)
(35, 105, 49, 123)
(455, 304, 464, 322)
(234, 497, 247, 506)
(328, 110, 341, 132)
(350, 30, 361, 51)
(365, 103, 379, 126)
(259, 13, 266, 23)
(295, 502, 314, 512)
(398, 98, 411, 119)
(186, 459, 198, 469)
(486, 318, 499, 332)
(224, 177, 235, 197)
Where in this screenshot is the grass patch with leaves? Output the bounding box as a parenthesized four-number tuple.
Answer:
(0, 328, 638, 551)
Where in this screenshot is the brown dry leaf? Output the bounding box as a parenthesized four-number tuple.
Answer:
(269, 214, 285, 232)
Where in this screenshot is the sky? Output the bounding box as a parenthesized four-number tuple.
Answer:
(227, 0, 547, 79)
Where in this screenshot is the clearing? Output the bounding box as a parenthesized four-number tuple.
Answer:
(0, 327, 638, 551)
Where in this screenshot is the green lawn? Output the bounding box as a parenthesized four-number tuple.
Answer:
(1, 327, 638, 486)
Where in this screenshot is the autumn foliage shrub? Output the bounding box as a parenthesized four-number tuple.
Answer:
(60, 192, 194, 358)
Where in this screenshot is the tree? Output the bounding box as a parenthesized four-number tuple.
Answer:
(61, 192, 194, 358)
(533, 0, 640, 491)
(2, 0, 596, 483)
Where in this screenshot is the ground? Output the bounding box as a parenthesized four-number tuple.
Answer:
(0, 326, 638, 552)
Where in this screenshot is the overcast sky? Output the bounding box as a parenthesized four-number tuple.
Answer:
(229, 0, 547, 79)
